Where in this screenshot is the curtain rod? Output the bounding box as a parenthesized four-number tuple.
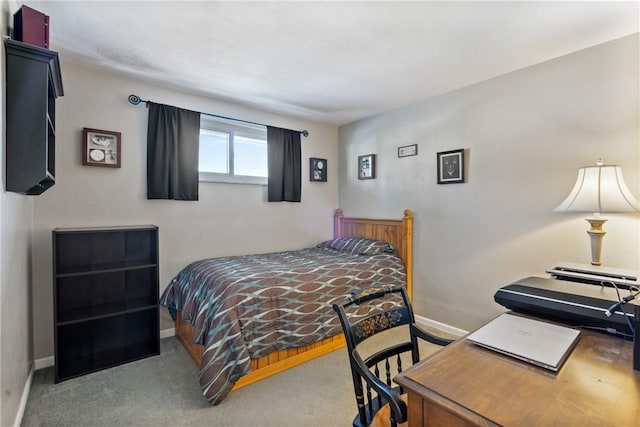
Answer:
(127, 94, 309, 137)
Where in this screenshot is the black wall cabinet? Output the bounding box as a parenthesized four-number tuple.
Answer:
(5, 39, 63, 194)
(53, 226, 160, 382)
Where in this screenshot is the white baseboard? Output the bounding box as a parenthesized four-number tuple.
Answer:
(34, 355, 54, 370)
(415, 314, 468, 337)
(14, 363, 34, 427)
(160, 327, 175, 339)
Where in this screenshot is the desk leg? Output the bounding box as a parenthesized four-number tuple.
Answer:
(406, 393, 424, 427)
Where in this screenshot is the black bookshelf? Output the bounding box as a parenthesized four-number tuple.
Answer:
(53, 226, 159, 382)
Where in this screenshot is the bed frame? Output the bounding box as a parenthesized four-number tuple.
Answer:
(174, 208, 413, 391)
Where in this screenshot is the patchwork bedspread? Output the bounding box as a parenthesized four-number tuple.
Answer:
(160, 246, 406, 404)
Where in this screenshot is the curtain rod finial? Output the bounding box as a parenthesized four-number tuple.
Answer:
(128, 94, 142, 105)
(302, 130, 309, 137)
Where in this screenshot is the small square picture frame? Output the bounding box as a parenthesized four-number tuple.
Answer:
(437, 149, 464, 184)
(358, 154, 376, 180)
(310, 158, 327, 182)
(82, 128, 121, 168)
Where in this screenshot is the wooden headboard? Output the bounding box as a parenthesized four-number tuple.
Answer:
(333, 209, 413, 298)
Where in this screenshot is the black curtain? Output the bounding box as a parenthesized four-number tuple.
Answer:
(267, 126, 301, 202)
(146, 102, 201, 200)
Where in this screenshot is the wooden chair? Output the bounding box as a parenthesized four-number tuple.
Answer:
(333, 285, 454, 427)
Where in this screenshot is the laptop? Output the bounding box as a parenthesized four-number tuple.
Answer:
(466, 313, 581, 371)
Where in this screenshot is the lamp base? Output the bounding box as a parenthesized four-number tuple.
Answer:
(585, 218, 607, 266)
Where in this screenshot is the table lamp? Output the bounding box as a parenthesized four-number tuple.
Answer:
(554, 160, 640, 266)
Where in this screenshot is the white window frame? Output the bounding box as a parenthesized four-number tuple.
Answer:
(198, 116, 268, 185)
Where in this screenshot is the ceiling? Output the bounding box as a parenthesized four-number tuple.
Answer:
(23, 1, 640, 126)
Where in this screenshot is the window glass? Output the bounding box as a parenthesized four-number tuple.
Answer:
(199, 118, 267, 185)
(199, 129, 229, 174)
(234, 135, 267, 177)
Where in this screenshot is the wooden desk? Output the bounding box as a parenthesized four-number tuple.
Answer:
(395, 323, 640, 426)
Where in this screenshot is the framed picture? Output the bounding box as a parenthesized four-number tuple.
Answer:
(437, 149, 464, 184)
(82, 128, 121, 168)
(310, 158, 327, 182)
(398, 144, 418, 158)
(358, 154, 376, 180)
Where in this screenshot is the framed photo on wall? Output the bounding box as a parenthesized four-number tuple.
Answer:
(82, 128, 121, 168)
(310, 158, 327, 182)
(437, 149, 464, 184)
(358, 154, 376, 180)
(398, 144, 418, 158)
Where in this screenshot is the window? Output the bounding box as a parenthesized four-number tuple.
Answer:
(198, 117, 268, 185)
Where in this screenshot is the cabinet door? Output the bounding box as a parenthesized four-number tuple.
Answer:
(6, 51, 50, 193)
(5, 40, 61, 195)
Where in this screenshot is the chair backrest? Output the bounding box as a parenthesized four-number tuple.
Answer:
(333, 285, 418, 427)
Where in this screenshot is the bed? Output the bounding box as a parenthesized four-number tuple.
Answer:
(160, 209, 413, 404)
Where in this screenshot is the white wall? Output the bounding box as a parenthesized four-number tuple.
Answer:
(1, 1, 36, 426)
(339, 34, 640, 331)
(30, 61, 339, 360)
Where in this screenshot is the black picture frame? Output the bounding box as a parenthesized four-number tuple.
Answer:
(310, 158, 327, 182)
(358, 154, 376, 180)
(437, 149, 464, 184)
(398, 144, 418, 158)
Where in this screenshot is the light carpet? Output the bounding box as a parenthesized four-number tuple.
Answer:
(21, 327, 452, 427)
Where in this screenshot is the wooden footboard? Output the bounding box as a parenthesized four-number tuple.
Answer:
(174, 209, 412, 391)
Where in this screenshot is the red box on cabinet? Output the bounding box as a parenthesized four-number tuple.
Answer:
(13, 5, 49, 49)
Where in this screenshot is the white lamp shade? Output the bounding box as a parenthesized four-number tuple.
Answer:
(554, 163, 640, 213)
